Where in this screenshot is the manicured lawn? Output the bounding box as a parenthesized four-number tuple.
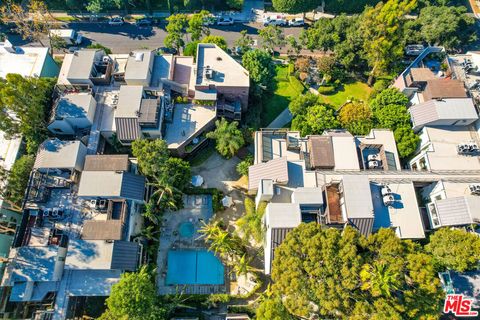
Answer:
(262, 65, 306, 127)
(317, 81, 372, 109)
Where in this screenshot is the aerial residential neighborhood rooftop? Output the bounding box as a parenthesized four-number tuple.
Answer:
(0, 0, 480, 319)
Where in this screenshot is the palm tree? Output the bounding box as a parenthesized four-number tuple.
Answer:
(206, 118, 245, 158)
(231, 254, 259, 277)
(360, 261, 402, 297)
(148, 175, 179, 209)
(140, 225, 160, 242)
(198, 220, 223, 241)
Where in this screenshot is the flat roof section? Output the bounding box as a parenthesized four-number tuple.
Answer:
(124, 50, 154, 82)
(115, 85, 143, 118)
(164, 103, 216, 149)
(196, 43, 249, 88)
(371, 182, 425, 239)
(0, 45, 49, 78)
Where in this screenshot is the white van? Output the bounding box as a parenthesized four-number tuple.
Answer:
(49, 29, 83, 45)
(263, 15, 287, 27)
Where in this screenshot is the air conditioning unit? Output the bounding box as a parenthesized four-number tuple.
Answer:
(367, 154, 379, 161)
(102, 55, 111, 63)
(89, 199, 97, 208)
(469, 184, 480, 195)
(381, 185, 392, 196)
(205, 67, 213, 79)
(368, 160, 380, 169)
(468, 143, 479, 152)
(383, 195, 395, 206)
(457, 144, 470, 154)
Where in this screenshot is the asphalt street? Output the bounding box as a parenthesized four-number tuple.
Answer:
(5, 21, 304, 53)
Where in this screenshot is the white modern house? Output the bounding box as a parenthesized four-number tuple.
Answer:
(47, 92, 97, 135)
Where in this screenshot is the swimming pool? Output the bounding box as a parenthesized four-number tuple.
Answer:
(166, 250, 224, 285)
(178, 222, 195, 238)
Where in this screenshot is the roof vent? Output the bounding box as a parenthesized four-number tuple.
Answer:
(216, 56, 222, 61)
(135, 52, 144, 61)
(205, 67, 213, 79)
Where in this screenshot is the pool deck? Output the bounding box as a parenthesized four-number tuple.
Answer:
(157, 194, 228, 295)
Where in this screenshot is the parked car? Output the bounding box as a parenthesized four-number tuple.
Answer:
(108, 17, 125, 26)
(217, 17, 234, 26)
(136, 18, 152, 27)
(288, 18, 305, 27)
(157, 47, 178, 55)
(263, 15, 287, 26)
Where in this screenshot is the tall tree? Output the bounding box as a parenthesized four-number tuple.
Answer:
(291, 104, 340, 136)
(288, 92, 318, 116)
(394, 126, 419, 158)
(0, 155, 34, 209)
(187, 10, 210, 42)
(235, 30, 254, 55)
(131, 139, 169, 178)
(242, 49, 275, 95)
(338, 101, 374, 135)
(86, 0, 123, 14)
(0, 74, 55, 154)
(206, 118, 245, 158)
(258, 25, 286, 53)
(200, 35, 228, 50)
(270, 225, 443, 319)
(359, 0, 417, 83)
(257, 298, 294, 320)
(99, 266, 172, 320)
(272, 0, 317, 15)
(164, 14, 188, 52)
(1, 0, 59, 53)
(426, 228, 480, 272)
(413, 5, 476, 49)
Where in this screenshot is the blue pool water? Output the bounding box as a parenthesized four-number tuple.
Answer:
(178, 222, 195, 238)
(166, 250, 224, 285)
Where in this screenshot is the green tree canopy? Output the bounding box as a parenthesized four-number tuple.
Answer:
(272, 0, 317, 13)
(288, 92, 319, 116)
(86, 0, 122, 13)
(237, 197, 266, 244)
(394, 126, 420, 158)
(259, 25, 286, 53)
(164, 14, 188, 51)
(338, 101, 374, 135)
(242, 49, 275, 94)
(200, 35, 228, 50)
(0, 74, 55, 154)
(269, 225, 443, 319)
(236, 154, 253, 176)
(257, 298, 294, 320)
(426, 228, 480, 272)
(206, 118, 245, 158)
(359, 0, 416, 82)
(187, 10, 210, 42)
(99, 267, 171, 320)
(370, 87, 411, 131)
(412, 5, 476, 49)
(234, 30, 254, 55)
(131, 139, 169, 178)
(183, 41, 199, 56)
(1, 155, 34, 207)
(291, 104, 340, 136)
(370, 88, 409, 112)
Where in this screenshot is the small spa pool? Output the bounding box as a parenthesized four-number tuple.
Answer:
(178, 221, 195, 238)
(166, 250, 224, 285)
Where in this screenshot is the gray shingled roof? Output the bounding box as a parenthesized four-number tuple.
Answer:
(83, 154, 129, 171)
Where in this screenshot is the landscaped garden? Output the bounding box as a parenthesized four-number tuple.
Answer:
(317, 80, 372, 108)
(261, 64, 305, 127)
